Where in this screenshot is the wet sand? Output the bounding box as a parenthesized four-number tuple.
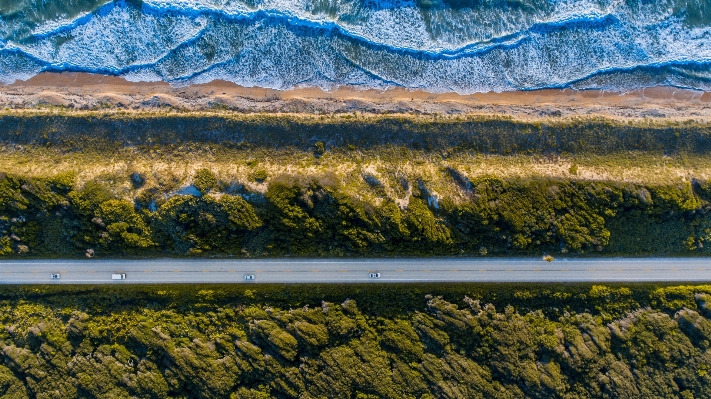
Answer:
(2, 72, 710, 121)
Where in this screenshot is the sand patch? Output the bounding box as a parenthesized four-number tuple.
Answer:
(1, 72, 709, 121)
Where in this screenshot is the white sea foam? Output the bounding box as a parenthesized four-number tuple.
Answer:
(0, 0, 709, 92)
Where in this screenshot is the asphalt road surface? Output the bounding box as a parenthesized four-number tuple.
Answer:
(1, 258, 711, 284)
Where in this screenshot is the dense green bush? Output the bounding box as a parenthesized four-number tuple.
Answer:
(193, 169, 218, 194)
(152, 195, 262, 255)
(0, 283, 708, 398)
(2, 171, 711, 257)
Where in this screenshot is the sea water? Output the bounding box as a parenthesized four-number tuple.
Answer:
(0, 0, 709, 93)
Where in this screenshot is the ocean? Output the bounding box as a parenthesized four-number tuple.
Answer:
(0, 0, 709, 93)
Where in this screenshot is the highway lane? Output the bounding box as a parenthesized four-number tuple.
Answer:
(1, 258, 711, 284)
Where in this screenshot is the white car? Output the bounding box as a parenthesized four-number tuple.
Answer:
(112, 273, 126, 280)
(50, 274, 60, 279)
(244, 274, 255, 280)
(369, 273, 380, 278)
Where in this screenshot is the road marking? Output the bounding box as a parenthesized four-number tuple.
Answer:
(228, 270, 236, 273)
(396, 269, 403, 272)
(534, 269, 542, 272)
(506, 269, 514, 273)
(202, 270, 210, 273)
(671, 267, 679, 271)
(644, 268, 651, 271)
(255, 269, 264, 273)
(616, 268, 623, 272)
(423, 270, 431, 272)
(144, 270, 152, 273)
(173, 270, 181, 273)
(561, 269, 570, 272)
(88, 270, 95, 273)
(312, 270, 319, 273)
(699, 268, 706, 271)
(479, 269, 485, 273)
(339, 270, 348, 273)
(284, 269, 292, 273)
(32, 271, 39, 274)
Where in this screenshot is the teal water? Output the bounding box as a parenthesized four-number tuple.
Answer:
(0, 0, 709, 92)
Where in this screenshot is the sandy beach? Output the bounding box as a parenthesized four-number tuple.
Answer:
(2, 72, 710, 121)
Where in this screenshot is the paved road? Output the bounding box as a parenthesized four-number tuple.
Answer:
(1, 258, 711, 284)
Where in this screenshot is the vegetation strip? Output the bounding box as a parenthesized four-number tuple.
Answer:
(0, 283, 709, 398)
(3, 113, 711, 257)
(1, 112, 711, 154)
(2, 169, 711, 257)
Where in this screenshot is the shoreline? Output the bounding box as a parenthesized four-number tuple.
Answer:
(2, 72, 710, 121)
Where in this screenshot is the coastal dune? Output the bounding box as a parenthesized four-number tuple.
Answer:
(2, 72, 710, 121)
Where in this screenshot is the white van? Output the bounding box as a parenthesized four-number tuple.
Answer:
(112, 273, 126, 280)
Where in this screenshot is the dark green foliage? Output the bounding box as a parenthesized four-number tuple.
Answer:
(3, 171, 711, 257)
(569, 163, 579, 175)
(2, 113, 711, 156)
(152, 195, 261, 254)
(313, 141, 325, 157)
(193, 168, 217, 194)
(97, 199, 154, 248)
(0, 283, 708, 398)
(251, 169, 268, 183)
(405, 197, 451, 245)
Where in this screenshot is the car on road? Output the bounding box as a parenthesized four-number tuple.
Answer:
(50, 274, 60, 279)
(369, 273, 380, 278)
(244, 274, 255, 280)
(112, 273, 126, 280)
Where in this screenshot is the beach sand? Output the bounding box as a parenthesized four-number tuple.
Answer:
(2, 72, 710, 121)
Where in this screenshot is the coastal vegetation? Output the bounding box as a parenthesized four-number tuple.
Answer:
(0, 282, 709, 398)
(2, 112, 711, 257)
(2, 163, 711, 257)
(1, 111, 710, 155)
(0, 110, 710, 398)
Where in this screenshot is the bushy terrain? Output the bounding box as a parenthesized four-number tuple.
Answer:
(0, 283, 709, 398)
(1, 112, 710, 155)
(2, 168, 711, 257)
(3, 112, 711, 398)
(3, 111, 711, 257)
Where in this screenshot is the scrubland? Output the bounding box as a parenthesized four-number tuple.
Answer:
(2, 112, 711, 257)
(3, 111, 711, 398)
(0, 283, 709, 398)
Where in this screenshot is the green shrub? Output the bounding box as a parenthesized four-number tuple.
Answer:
(252, 169, 268, 183)
(1, 170, 711, 257)
(0, 282, 708, 397)
(96, 199, 154, 248)
(193, 168, 217, 194)
(314, 141, 325, 157)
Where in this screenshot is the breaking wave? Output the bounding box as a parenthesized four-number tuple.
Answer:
(0, 0, 710, 93)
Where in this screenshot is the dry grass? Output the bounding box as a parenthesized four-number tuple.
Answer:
(3, 144, 709, 206)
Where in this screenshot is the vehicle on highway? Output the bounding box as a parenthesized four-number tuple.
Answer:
(112, 273, 126, 280)
(50, 274, 60, 279)
(244, 274, 255, 280)
(369, 273, 380, 278)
